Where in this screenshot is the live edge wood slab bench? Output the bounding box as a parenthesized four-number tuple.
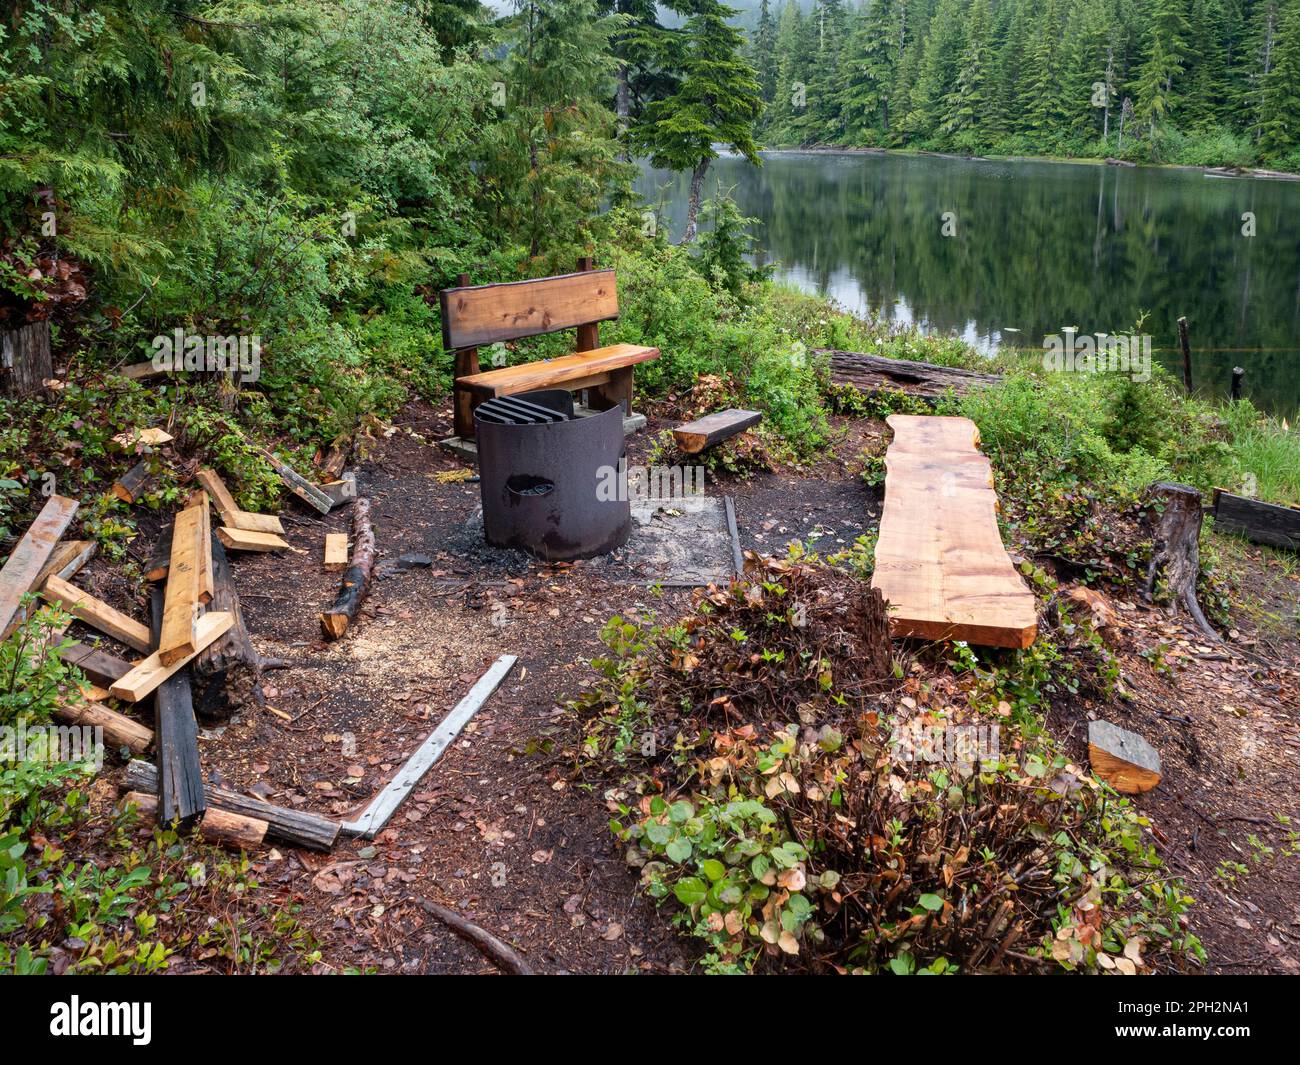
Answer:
(440, 257, 659, 447)
(871, 415, 1037, 649)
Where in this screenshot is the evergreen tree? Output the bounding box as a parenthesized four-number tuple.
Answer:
(631, 0, 764, 241)
(752, 0, 780, 104)
(1134, 0, 1192, 134)
(944, 0, 994, 140)
(841, 0, 900, 138)
(1258, 0, 1300, 157)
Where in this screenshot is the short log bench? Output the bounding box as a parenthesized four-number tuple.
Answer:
(440, 258, 659, 450)
(673, 409, 762, 454)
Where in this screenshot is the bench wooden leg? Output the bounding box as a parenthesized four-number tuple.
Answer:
(453, 347, 480, 440)
(587, 366, 633, 417)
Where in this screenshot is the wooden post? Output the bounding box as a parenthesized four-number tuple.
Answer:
(452, 272, 481, 440)
(1177, 316, 1193, 393)
(575, 257, 599, 353)
(1231, 366, 1245, 401)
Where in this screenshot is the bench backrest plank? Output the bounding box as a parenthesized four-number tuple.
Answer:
(440, 269, 620, 351)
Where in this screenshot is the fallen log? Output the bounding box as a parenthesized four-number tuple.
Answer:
(0, 494, 80, 640)
(192, 536, 265, 720)
(57, 697, 153, 755)
(147, 583, 205, 822)
(320, 497, 374, 640)
(419, 899, 534, 975)
(1211, 488, 1300, 551)
(1088, 721, 1162, 794)
(124, 759, 339, 850)
(120, 791, 267, 850)
(822, 349, 1002, 400)
(1143, 482, 1218, 641)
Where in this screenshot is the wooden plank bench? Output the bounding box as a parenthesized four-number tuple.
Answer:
(871, 415, 1037, 649)
(440, 257, 659, 442)
(673, 409, 762, 454)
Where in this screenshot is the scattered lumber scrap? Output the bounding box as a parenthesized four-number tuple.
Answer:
(124, 760, 339, 851)
(216, 526, 289, 553)
(823, 349, 1003, 400)
(57, 695, 153, 755)
(146, 583, 206, 822)
(109, 611, 233, 702)
(260, 449, 333, 514)
(120, 792, 266, 849)
(342, 654, 517, 838)
(320, 497, 374, 640)
(672, 409, 762, 454)
(159, 505, 204, 665)
(0, 494, 80, 640)
(112, 427, 173, 450)
(192, 536, 265, 720)
(118, 361, 165, 382)
(1211, 488, 1300, 551)
(324, 533, 348, 572)
(1088, 721, 1162, 794)
(419, 899, 534, 975)
(871, 415, 1037, 649)
(110, 461, 153, 504)
(319, 471, 357, 509)
(39, 574, 153, 654)
(60, 642, 134, 687)
(196, 467, 285, 535)
(1143, 482, 1218, 642)
(36, 539, 97, 588)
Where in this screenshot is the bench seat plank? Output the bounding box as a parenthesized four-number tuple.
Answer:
(457, 343, 659, 397)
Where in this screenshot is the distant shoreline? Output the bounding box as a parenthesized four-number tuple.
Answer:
(756, 144, 1300, 182)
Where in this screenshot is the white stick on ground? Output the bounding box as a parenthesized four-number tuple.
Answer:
(341, 654, 518, 838)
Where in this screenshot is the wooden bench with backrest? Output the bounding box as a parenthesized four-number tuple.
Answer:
(440, 257, 659, 441)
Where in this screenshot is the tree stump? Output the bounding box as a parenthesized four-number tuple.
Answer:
(1142, 481, 1217, 641)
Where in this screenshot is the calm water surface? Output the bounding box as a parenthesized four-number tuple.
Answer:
(637, 151, 1300, 414)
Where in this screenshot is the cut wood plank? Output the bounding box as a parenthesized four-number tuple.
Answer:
(3, 539, 98, 637)
(324, 533, 349, 572)
(190, 496, 214, 604)
(57, 697, 153, 754)
(111, 461, 153, 503)
(1088, 720, 1162, 794)
(824, 349, 1003, 399)
(60, 642, 134, 686)
(673, 409, 762, 453)
(147, 583, 205, 821)
(40, 574, 153, 654)
(319, 471, 357, 508)
(457, 343, 658, 398)
(119, 361, 165, 381)
(109, 611, 233, 702)
(36, 539, 97, 588)
(871, 415, 1037, 649)
(215, 526, 289, 552)
(120, 792, 266, 849)
(342, 655, 517, 838)
(259, 451, 333, 514)
(0, 495, 81, 641)
(112, 427, 173, 449)
(159, 506, 203, 665)
(196, 467, 285, 534)
(124, 759, 339, 851)
(440, 269, 620, 350)
(79, 682, 114, 702)
(1211, 488, 1300, 551)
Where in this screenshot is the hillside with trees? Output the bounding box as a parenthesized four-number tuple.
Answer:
(747, 0, 1300, 170)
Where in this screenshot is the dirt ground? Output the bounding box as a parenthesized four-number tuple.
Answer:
(87, 397, 1300, 974)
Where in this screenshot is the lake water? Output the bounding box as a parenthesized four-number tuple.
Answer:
(636, 151, 1300, 415)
